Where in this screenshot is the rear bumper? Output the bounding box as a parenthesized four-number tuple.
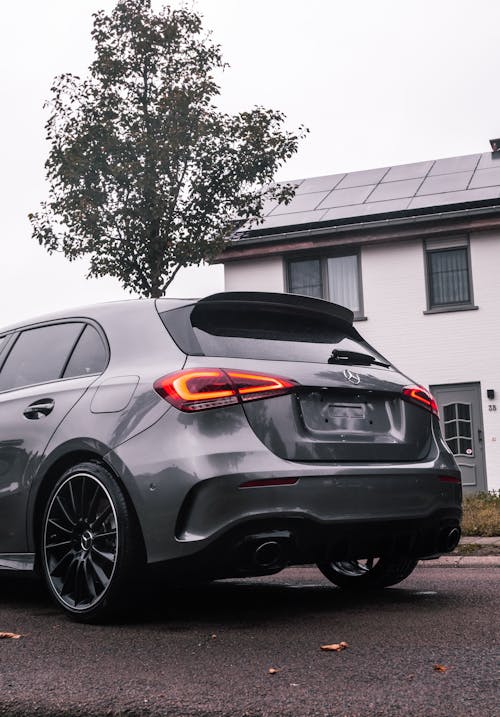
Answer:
(109, 404, 462, 566)
(174, 472, 462, 542)
(150, 509, 462, 580)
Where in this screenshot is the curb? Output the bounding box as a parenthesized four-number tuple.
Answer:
(459, 536, 499, 546)
(418, 555, 500, 568)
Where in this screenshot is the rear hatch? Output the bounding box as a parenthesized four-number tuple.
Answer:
(157, 292, 434, 462)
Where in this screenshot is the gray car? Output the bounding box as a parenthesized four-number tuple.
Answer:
(0, 291, 461, 621)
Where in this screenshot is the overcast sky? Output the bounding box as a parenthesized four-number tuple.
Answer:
(1, 0, 500, 326)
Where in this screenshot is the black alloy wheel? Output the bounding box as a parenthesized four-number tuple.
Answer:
(41, 462, 141, 621)
(317, 555, 418, 590)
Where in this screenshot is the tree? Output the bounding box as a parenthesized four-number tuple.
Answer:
(30, 0, 307, 297)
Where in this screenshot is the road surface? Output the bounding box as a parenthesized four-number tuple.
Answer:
(0, 565, 498, 716)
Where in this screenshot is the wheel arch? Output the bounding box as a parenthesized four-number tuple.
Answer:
(30, 447, 146, 568)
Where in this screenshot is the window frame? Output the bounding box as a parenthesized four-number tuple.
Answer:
(0, 318, 109, 394)
(0, 335, 10, 363)
(285, 249, 366, 320)
(423, 236, 478, 314)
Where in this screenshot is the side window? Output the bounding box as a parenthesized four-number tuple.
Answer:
(0, 323, 83, 392)
(63, 325, 107, 378)
(0, 335, 6, 356)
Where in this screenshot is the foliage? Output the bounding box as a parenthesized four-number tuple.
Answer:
(461, 491, 500, 536)
(30, 0, 306, 297)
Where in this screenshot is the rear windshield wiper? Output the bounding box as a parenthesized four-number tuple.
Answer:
(328, 349, 390, 368)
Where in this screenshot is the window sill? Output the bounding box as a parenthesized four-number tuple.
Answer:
(423, 305, 479, 315)
(353, 315, 368, 322)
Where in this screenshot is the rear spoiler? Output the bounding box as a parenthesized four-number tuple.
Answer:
(196, 291, 354, 327)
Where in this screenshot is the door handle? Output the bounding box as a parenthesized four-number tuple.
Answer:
(23, 399, 55, 420)
(478, 429, 483, 443)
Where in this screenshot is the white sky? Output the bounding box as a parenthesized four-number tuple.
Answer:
(1, 0, 500, 326)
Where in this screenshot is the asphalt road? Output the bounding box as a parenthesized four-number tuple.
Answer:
(0, 566, 498, 717)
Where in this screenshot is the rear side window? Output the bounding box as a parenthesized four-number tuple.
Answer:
(0, 323, 83, 392)
(160, 303, 387, 364)
(63, 325, 107, 378)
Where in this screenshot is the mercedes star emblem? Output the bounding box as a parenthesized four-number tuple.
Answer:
(343, 368, 360, 385)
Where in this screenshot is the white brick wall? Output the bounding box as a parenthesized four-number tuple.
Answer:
(224, 231, 500, 490)
(224, 256, 284, 292)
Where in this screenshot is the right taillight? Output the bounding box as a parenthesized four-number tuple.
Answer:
(402, 386, 439, 417)
(154, 368, 297, 412)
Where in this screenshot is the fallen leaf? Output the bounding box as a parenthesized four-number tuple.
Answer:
(433, 664, 448, 673)
(0, 632, 22, 640)
(268, 667, 280, 675)
(320, 641, 349, 652)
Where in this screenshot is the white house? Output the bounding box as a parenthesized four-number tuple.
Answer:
(222, 151, 500, 493)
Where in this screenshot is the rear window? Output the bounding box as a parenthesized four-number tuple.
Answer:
(160, 303, 387, 364)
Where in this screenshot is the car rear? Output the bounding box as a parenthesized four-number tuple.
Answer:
(121, 292, 462, 578)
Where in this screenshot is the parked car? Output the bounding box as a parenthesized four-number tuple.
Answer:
(0, 292, 462, 621)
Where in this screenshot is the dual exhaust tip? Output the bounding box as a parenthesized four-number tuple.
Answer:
(253, 540, 285, 569)
(238, 534, 292, 571)
(438, 526, 461, 553)
(245, 526, 462, 569)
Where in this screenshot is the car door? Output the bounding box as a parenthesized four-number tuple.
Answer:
(0, 322, 103, 552)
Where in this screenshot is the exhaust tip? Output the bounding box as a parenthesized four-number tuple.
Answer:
(254, 541, 283, 569)
(439, 526, 461, 553)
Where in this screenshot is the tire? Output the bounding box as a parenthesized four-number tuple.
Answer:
(41, 461, 143, 622)
(317, 555, 418, 590)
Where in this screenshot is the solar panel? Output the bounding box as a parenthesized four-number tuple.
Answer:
(293, 174, 345, 195)
(429, 154, 480, 175)
(318, 185, 375, 209)
(234, 152, 500, 240)
(408, 186, 500, 209)
(335, 167, 389, 189)
(382, 160, 433, 182)
(367, 177, 422, 202)
(417, 171, 472, 195)
(469, 166, 500, 189)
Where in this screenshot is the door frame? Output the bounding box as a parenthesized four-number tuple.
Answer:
(430, 381, 487, 493)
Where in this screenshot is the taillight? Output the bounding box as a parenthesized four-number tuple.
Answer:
(402, 386, 439, 417)
(154, 368, 297, 412)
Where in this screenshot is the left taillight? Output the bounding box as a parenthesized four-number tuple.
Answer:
(402, 386, 439, 417)
(154, 368, 297, 412)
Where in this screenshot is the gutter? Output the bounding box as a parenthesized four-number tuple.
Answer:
(231, 203, 500, 247)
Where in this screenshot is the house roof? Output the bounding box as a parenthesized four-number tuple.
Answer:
(230, 152, 500, 250)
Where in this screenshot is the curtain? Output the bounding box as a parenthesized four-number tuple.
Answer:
(429, 248, 470, 305)
(327, 255, 360, 312)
